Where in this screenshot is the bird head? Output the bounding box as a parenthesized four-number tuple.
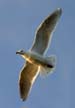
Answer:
(16, 50, 31, 60)
(16, 49, 25, 55)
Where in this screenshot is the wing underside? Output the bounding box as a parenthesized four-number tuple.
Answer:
(19, 62, 39, 101)
(31, 8, 62, 55)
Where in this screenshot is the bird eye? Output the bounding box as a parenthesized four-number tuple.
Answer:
(20, 50, 24, 52)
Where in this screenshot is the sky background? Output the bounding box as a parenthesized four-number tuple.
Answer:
(0, 0, 74, 108)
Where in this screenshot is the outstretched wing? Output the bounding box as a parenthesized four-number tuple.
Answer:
(19, 62, 39, 101)
(31, 8, 62, 55)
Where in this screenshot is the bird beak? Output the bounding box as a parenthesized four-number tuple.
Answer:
(16, 51, 21, 54)
(16, 50, 25, 55)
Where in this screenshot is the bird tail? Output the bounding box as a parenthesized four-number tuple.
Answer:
(40, 55, 56, 77)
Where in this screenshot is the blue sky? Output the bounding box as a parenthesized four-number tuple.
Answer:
(0, 0, 74, 108)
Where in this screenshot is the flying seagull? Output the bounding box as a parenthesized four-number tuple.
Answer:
(16, 8, 62, 101)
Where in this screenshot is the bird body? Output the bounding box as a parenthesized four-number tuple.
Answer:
(16, 51, 55, 68)
(16, 8, 62, 101)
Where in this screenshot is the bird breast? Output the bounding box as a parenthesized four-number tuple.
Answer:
(24, 51, 53, 68)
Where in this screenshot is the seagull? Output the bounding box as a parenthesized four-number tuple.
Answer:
(16, 8, 62, 101)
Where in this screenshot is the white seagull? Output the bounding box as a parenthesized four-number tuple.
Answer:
(16, 8, 62, 101)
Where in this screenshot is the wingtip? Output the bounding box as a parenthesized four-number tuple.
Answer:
(50, 8, 62, 19)
(57, 8, 62, 15)
(21, 97, 27, 101)
(20, 94, 28, 101)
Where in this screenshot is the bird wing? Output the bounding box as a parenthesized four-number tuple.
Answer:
(19, 62, 39, 101)
(31, 8, 62, 55)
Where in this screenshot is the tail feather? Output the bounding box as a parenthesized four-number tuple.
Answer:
(40, 55, 56, 77)
(46, 55, 56, 66)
